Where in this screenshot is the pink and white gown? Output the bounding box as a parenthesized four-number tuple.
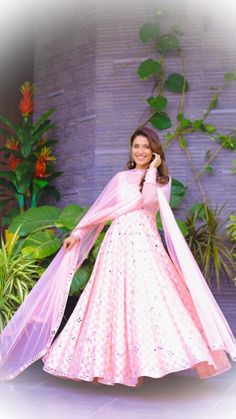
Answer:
(41, 167, 233, 387)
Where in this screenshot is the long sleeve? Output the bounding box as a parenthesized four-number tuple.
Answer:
(142, 167, 158, 206)
(70, 225, 90, 240)
(70, 170, 144, 240)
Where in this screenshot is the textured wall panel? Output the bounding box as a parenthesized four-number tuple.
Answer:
(32, 0, 236, 299)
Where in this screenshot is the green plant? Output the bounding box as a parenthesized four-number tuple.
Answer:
(227, 214, 236, 241)
(0, 226, 43, 331)
(134, 8, 236, 291)
(185, 203, 236, 290)
(227, 214, 236, 258)
(156, 177, 188, 235)
(6, 203, 111, 297)
(0, 81, 63, 225)
(7, 177, 186, 295)
(137, 10, 236, 203)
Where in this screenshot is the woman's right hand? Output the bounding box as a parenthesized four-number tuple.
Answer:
(63, 235, 80, 252)
(149, 152, 161, 169)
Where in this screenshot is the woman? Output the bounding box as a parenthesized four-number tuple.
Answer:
(0, 127, 236, 387)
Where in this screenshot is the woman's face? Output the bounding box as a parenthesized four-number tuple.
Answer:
(131, 135, 153, 170)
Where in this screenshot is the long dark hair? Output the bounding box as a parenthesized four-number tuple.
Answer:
(126, 126, 170, 190)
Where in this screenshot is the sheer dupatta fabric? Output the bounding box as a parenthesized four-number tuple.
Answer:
(0, 169, 236, 381)
(0, 171, 145, 380)
(157, 186, 236, 377)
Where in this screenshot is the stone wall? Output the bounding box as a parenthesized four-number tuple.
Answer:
(33, 0, 236, 216)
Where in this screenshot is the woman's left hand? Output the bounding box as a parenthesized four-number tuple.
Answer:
(149, 153, 162, 169)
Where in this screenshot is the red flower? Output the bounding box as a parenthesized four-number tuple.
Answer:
(35, 146, 56, 162)
(19, 81, 34, 117)
(35, 160, 46, 177)
(9, 155, 22, 170)
(5, 138, 22, 170)
(34, 146, 55, 178)
(5, 137, 19, 151)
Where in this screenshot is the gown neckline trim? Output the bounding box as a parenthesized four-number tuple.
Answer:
(129, 168, 147, 173)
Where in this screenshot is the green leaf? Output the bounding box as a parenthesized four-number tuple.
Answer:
(137, 58, 162, 80)
(150, 112, 171, 130)
(208, 86, 220, 91)
(169, 178, 187, 208)
(42, 185, 61, 202)
(22, 121, 32, 142)
(157, 205, 187, 235)
(15, 122, 33, 157)
(32, 121, 55, 143)
(217, 135, 236, 149)
(224, 71, 236, 82)
(189, 203, 206, 221)
(165, 73, 189, 93)
(179, 118, 191, 129)
(176, 218, 188, 236)
(0, 171, 16, 182)
(41, 171, 63, 181)
(165, 132, 175, 142)
(0, 116, 19, 136)
(178, 136, 187, 149)
(69, 263, 93, 295)
(146, 95, 167, 111)
(8, 205, 61, 235)
(21, 230, 61, 259)
(40, 139, 58, 147)
(33, 178, 49, 189)
(91, 231, 106, 259)
(206, 93, 218, 114)
(57, 204, 88, 230)
(15, 161, 34, 192)
(204, 124, 216, 134)
(177, 113, 184, 121)
(192, 119, 204, 130)
(139, 22, 160, 43)
(156, 212, 163, 230)
(205, 165, 213, 173)
(32, 108, 55, 134)
(157, 34, 180, 53)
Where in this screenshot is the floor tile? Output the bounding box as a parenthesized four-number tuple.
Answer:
(0, 360, 235, 419)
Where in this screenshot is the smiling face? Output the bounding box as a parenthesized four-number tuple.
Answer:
(131, 135, 153, 170)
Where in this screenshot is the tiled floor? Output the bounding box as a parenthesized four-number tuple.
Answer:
(0, 359, 236, 419)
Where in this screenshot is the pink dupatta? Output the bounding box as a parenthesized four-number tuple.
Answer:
(0, 170, 235, 381)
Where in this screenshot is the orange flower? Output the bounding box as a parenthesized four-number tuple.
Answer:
(8, 155, 22, 170)
(5, 137, 20, 150)
(35, 146, 56, 162)
(19, 81, 34, 117)
(5, 138, 22, 170)
(35, 160, 47, 178)
(34, 146, 55, 178)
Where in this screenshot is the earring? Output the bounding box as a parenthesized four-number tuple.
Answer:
(131, 159, 135, 167)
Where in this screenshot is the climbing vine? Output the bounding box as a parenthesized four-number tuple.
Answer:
(136, 7, 236, 288)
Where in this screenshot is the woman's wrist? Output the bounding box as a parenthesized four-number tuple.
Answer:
(70, 230, 80, 239)
(144, 167, 157, 183)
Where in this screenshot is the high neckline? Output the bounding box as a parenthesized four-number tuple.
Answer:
(130, 168, 147, 173)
